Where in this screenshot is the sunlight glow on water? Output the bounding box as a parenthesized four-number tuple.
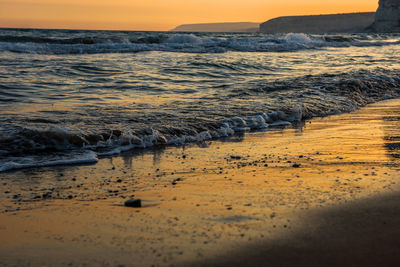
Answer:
(1, 29, 400, 170)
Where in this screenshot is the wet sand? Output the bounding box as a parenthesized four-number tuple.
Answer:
(1, 99, 400, 266)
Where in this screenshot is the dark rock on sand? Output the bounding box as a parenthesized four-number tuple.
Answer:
(124, 199, 142, 208)
(42, 192, 52, 199)
(172, 178, 182, 185)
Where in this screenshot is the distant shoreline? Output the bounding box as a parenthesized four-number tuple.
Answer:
(0, 11, 378, 34)
(260, 12, 376, 34)
(170, 12, 378, 34)
(170, 22, 260, 33)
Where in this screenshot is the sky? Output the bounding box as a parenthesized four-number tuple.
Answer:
(0, 0, 378, 31)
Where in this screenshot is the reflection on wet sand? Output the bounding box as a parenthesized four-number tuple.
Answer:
(383, 110, 400, 160)
(1, 99, 400, 266)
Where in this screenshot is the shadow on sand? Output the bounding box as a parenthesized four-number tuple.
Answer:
(189, 192, 400, 266)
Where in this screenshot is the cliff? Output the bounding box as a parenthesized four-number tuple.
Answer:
(260, 13, 375, 34)
(373, 0, 400, 32)
(170, 22, 259, 33)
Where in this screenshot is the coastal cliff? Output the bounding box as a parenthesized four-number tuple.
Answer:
(373, 0, 400, 32)
(170, 22, 259, 33)
(260, 13, 375, 33)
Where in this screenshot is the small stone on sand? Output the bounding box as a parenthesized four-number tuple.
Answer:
(124, 199, 142, 208)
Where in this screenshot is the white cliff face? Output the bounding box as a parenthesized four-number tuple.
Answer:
(374, 0, 400, 32)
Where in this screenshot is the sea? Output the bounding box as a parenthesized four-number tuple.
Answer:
(1, 28, 400, 172)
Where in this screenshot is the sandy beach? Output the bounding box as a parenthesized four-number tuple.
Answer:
(1, 99, 400, 266)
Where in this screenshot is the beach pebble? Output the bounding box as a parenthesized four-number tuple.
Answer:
(42, 192, 52, 199)
(124, 199, 142, 208)
(172, 178, 182, 185)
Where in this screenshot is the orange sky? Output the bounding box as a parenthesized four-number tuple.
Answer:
(0, 0, 378, 31)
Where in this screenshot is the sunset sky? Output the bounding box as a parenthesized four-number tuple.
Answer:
(0, 0, 378, 31)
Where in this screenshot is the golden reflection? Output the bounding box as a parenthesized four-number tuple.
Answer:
(1, 99, 400, 265)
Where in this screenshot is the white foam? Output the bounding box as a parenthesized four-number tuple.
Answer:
(0, 151, 98, 172)
(95, 108, 296, 157)
(269, 121, 292, 127)
(2, 33, 399, 55)
(285, 33, 316, 45)
(97, 144, 137, 156)
(165, 34, 203, 44)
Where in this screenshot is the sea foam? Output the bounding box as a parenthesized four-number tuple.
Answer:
(0, 32, 399, 54)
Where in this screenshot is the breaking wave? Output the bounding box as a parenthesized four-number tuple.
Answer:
(1, 69, 400, 172)
(0, 31, 399, 54)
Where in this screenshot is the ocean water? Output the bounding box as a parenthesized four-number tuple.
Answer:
(1, 28, 400, 172)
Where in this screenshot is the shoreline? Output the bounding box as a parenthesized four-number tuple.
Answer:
(2, 99, 400, 266)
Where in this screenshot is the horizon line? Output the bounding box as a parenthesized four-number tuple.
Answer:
(0, 10, 377, 33)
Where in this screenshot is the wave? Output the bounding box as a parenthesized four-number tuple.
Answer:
(1, 69, 400, 172)
(0, 151, 98, 172)
(0, 33, 399, 54)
